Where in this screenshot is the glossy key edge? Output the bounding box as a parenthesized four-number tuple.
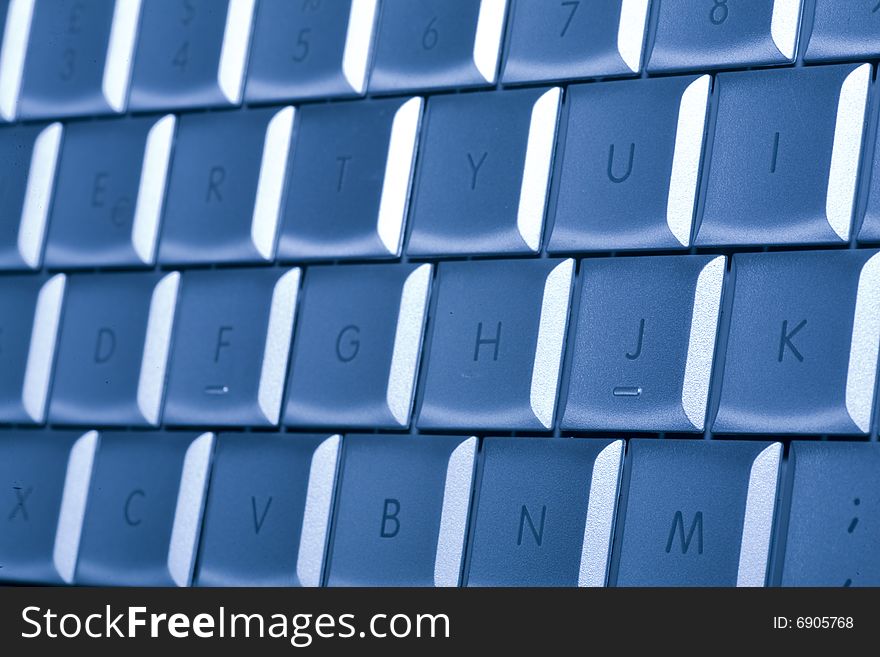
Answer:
(137, 272, 180, 426)
(258, 268, 301, 425)
(53, 430, 99, 584)
(296, 434, 341, 588)
(22, 274, 65, 423)
(132, 114, 176, 264)
(342, 0, 378, 94)
(167, 432, 214, 587)
(102, 0, 142, 113)
(845, 251, 880, 432)
(770, 0, 801, 61)
(473, 0, 507, 83)
(736, 442, 781, 587)
(578, 439, 624, 587)
(19, 122, 62, 269)
(386, 264, 432, 426)
(530, 259, 574, 428)
(617, 0, 651, 73)
(434, 436, 478, 587)
(0, 0, 34, 121)
(251, 106, 295, 261)
(217, 0, 256, 105)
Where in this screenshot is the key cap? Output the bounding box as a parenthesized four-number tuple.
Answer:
(562, 255, 725, 433)
(0, 0, 15, 121)
(159, 106, 294, 265)
(502, 0, 650, 83)
(164, 268, 300, 427)
(129, 0, 255, 111)
(712, 250, 880, 435)
(285, 263, 431, 429)
(277, 96, 421, 261)
(246, 0, 378, 102)
(696, 64, 870, 247)
(45, 114, 175, 268)
(0, 430, 97, 584)
(326, 434, 476, 587)
(418, 259, 573, 431)
(804, 0, 880, 62)
(779, 442, 880, 587)
(49, 272, 179, 427)
(195, 433, 339, 587)
(0, 274, 64, 424)
(408, 87, 561, 256)
(369, 0, 507, 94)
(15, 0, 138, 119)
(0, 122, 62, 269)
(75, 431, 213, 586)
(548, 75, 709, 252)
(466, 438, 623, 587)
(857, 126, 880, 244)
(613, 439, 781, 587)
(647, 0, 802, 72)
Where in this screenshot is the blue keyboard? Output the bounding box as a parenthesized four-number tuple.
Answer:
(1, 0, 879, 588)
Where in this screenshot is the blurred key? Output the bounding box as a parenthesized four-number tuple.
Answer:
(0, 430, 97, 585)
(548, 75, 709, 252)
(418, 259, 573, 431)
(0, 0, 16, 121)
(696, 64, 870, 247)
(327, 435, 476, 587)
(647, 0, 802, 72)
(0, 122, 62, 270)
(278, 97, 420, 261)
(160, 106, 294, 265)
(45, 114, 175, 268)
(196, 434, 340, 587)
(75, 431, 214, 586)
(779, 442, 880, 587)
(129, 0, 255, 111)
(502, 0, 650, 83)
(164, 268, 300, 427)
(466, 438, 623, 587)
(16, 0, 139, 119)
(0, 274, 64, 424)
(285, 264, 431, 429)
(49, 272, 179, 427)
(408, 87, 561, 256)
(804, 0, 880, 62)
(562, 255, 725, 433)
(857, 121, 880, 244)
(246, 0, 378, 102)
(614, 440, 781, 587)
(369, 0, 507, 94)
(713, 250, 880, 435)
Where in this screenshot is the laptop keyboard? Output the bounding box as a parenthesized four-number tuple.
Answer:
(1, 0, 879, 588)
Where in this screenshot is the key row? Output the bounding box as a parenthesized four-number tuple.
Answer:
(2, 430, 876, 586)
(2, 250, 878, 435)
(2, 0, 879, 121)
(6, 62, 880, 270)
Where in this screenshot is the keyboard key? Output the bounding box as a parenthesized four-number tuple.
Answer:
(0, 122, 62, 269)
(696, 64, 870, 247)
(195, 433, 340, 587)
(418, 259, 573, 431)
(0, 0, 19, 121)
(76, 431, 214, 586)
(164, 268, 300, 427)
(246, 0, 378, 102)
(326, 435, 476, 587)
(129, 0, 255, 111)
(804, 0, 880, 62)
(466, 438, 623, 587)
(159, 106, 295, 265)
(49, 272, 179, 427)
(647, 0, 802, 72)
(369, 0, 507, 93)
(0, 430, 97, 584)
(857, 125, 880, 244)
(285, 263, 431, 429)
(16, 0, 138, 119)
(713, 250, 880, 435)
(614, 439, 781, 587)
(548, 75, 710, 252)
(502, 0, 651, 83)
(408, 87, 561, 256)
(0, 274, 64, 424)
(277, 96, 421, 261)
(45, 114, 175, 268)
(562, 255, 725, 432)
(779, 442, 880, 586)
